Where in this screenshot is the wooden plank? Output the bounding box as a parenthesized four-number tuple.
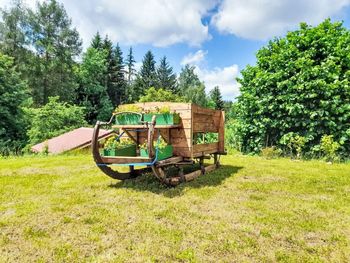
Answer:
(156, 156, 183, 167)
(192, 142, 219, 157)
(184, 170, 202, 182)
(193, 122, 218, 133)
(218, 111, 225, 153)
(173, 147, 192, 157)
(204, 164, 216, 173)
(192, 104, 221, 115)
(112, 124, 182, 129)
(101, 156, 152, 164)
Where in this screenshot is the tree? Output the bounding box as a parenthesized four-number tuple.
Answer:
(0, 53, 28, 154)
(28, 0, 82, 105)
(133, 50, 157, 100)
(91, 31, 103, 50)
(76, 47, 113, 124)
(156, 56, 177, 92)
(26, 96, 86, 145)
(0, 0, 28, 64)
(235, 19, 350, 157)
(209, 86, 224, 110)
(109, 44, 127, 106)
(126, 46, 136, 84)
(178, 64, 208, 106)
(0, 0, 34, 81)
(139, 87, 184, 102)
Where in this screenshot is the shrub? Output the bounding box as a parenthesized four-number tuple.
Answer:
(260, 147, 282, 159)
(234, 20, 350, 157)
(139, 87, 185, 102)
(26, 97, 87, 145)
(320, 135, 340, 162)
(279, 132, 307, 158)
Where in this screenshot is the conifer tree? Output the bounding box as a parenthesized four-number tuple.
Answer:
(210, 86, 224, 110)
(156, 56, 177, 93)
(91, 32, 103, 50)
(126, 47, 136, 84)
(133, 50, 157, 100)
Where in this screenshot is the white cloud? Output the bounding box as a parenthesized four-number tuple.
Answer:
(195, 65, 240, 101)
(181, 50, 240, 100)
(0, 0, 218, 48)
(212, 0, 350, 40)
(180, 50, 207, 66)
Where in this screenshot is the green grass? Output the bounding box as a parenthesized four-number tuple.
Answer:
(0, 154, 349, 262)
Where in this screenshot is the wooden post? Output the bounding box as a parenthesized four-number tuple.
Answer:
(147, 115, 156, 158)
(218, 110, 225, 153)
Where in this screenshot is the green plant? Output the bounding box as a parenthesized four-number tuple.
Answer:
(104, 136, 134, 150)
(320, 135, 340, 162)
(260, 146, 282, 159)
(194, 133, 218, 144)
(234, 20, 350, 157)
(280, 132, 307, 158)
(139, 87, 185, 103)
(26, 97, 87, 146)
(114, 104, 142, 113)
(139, 137, 168, 150)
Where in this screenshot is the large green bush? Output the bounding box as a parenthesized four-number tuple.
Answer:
(26, 97, 87, 145)
(234, 20, 350, 157)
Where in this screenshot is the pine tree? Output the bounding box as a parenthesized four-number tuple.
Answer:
(133, 50, 157, 101)
(126, 47, 136, 84)
(156, 56, 177, 93)
(91, 32, 103, 50)
(210, 86, 224, 110)
(111, 44, 127, 105)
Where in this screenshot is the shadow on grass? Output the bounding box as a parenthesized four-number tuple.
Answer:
(108, 164, 242, 198)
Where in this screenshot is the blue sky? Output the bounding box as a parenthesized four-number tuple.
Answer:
(2, 0, 350, 100)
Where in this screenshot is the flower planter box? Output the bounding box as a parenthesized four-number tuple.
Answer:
(115, 113, 141, 125)
(140, 145, 173, 160)
(143, 113, 180, 125)
(103, 144, 137, 157)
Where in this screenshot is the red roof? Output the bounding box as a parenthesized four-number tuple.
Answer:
(31, 127, 113, 154)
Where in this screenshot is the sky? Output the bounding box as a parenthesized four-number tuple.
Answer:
(1, 0, 350, 100)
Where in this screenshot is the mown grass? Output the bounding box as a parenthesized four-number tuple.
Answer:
(0, 154, 349, 262)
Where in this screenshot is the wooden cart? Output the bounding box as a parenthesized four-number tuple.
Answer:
(92, 102, 225, 186)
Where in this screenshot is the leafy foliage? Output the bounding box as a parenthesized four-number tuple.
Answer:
(26, 97, 86, 145)
(76, 47, 113, 124)
(0, 53, 28, 155)
(235, 20, 350, 157)
(139, 87, 185, 103)
(28, 0, 82, 105)
(178, 65, 208, 106)
(320, 135, 340, 162)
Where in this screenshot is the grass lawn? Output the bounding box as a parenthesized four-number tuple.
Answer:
(0, 154, 349, 262)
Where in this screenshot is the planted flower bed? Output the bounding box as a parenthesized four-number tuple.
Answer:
(114, 105, 142, 125)
(103, 137, 136, 157)
(139, 138, 173, 160)
(143, 106, 180, 125)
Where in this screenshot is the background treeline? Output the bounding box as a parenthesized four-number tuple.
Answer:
(1, 1, 349, 162)
(0, 0, 227, 155)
